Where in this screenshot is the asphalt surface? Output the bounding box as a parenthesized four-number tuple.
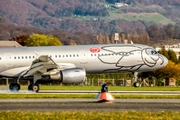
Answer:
(0, 99, 180, 112)
(1, 90, 180, 95)
(0, 90, 180, 112)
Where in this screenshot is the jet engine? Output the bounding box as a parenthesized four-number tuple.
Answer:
(42, 67, 86, 84)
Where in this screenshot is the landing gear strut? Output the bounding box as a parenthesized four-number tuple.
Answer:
(9, 83, 20, 92)
(133, 72, 140, 87)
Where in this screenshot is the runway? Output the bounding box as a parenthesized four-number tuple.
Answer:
(1, 90, 180, 95)
(0, 99, 180, 112)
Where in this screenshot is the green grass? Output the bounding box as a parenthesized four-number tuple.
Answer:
(1, 85, 180, 91)
(0, 94, 180, 99)
(108, 13, 174, 25)
(75, 5, 174, 25)
(0, 111, 180, 120)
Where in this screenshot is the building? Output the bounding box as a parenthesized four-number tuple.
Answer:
(114, 3, 129, 8)
(0, 41, 22, 47)
(155, 43, 180, 58)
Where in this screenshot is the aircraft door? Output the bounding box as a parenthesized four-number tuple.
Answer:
(79, 51, 88, 64)
(5, 53, 13, 69)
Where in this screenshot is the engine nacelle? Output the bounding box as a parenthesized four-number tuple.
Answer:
(46, 67, 86, 84)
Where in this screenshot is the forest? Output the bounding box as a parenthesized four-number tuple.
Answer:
(0, 0, 180, 34)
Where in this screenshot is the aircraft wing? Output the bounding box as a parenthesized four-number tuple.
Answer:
(0, 55, 76, 78)
(23, 55, 77, 77)
(22, 55, 59, 77)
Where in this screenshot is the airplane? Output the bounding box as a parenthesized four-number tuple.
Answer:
(0, 44, 168, 92)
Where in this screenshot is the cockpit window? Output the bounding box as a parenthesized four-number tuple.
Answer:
(151, 50, 158, 55)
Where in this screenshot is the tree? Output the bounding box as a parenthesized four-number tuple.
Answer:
(168, 49, 178, 64)
(147, 25, 160, 41)
(152, 61, 179, 80)
(164, 24, 174, 39)
(158, 47, 169, 59)
(26, 34, 62, 46)
(158, 48, 178, 63)
(9, 34, 30, 46)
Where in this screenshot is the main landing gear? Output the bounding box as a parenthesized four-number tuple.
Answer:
(9, 83, 20, 92)
(9, 83, 40, 93)
(9, 81, 40, 93)
(133, 72, 140, 87)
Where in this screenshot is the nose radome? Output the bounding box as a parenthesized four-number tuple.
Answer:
(163, 56, 168, 67)
(160, 55, 168, 67)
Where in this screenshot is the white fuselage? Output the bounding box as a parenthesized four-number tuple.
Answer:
(0, 44, 168, 77)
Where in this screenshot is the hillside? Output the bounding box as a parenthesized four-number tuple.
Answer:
(0, 0, 180, 46)
(0, 17, 97, 45)
(0, 0, 180, 34)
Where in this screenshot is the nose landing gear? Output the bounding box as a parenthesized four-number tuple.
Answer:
(28, 83, 39, 93)
(133, 72, 140, 87)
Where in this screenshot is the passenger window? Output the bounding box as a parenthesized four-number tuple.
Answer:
(14, 57, 16, 59)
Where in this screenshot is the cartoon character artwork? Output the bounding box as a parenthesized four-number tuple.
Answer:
(97, 45, 165, 72)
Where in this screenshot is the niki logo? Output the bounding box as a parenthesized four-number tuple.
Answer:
(90, 47, 100, 53)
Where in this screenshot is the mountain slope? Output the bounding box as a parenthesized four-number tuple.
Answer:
(0, 0, 180, 34)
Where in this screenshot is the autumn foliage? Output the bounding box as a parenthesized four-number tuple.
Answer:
(152, 61, 180, 80)
(26, 34, 62, 46)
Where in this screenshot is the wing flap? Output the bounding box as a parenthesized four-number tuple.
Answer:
(23, 55, 59, 77)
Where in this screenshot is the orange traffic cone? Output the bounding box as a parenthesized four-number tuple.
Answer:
(95, 92, 115, 103)
(95, 84, 115, 103)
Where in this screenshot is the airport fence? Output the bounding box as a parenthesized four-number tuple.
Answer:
(1, 78, 177, 87)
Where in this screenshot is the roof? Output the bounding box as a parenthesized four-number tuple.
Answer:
(0, 41, 22, 47)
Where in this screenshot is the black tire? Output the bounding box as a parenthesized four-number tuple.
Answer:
(133, 82, 140, 87)
(9, 83, 20, 92)
(32, 84, 39, 93)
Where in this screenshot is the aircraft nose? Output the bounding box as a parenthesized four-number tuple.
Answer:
(161, 55, 168, 67)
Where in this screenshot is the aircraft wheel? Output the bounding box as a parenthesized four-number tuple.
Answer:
(133, 82, 140, 87)
(32, 84, 39, 93)
(9, 83, 20, 92)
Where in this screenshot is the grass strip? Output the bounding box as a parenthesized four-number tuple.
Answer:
(0, 111, 180, 120)
(1, 85, 180, 91)
(0, 94, 180, 99)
